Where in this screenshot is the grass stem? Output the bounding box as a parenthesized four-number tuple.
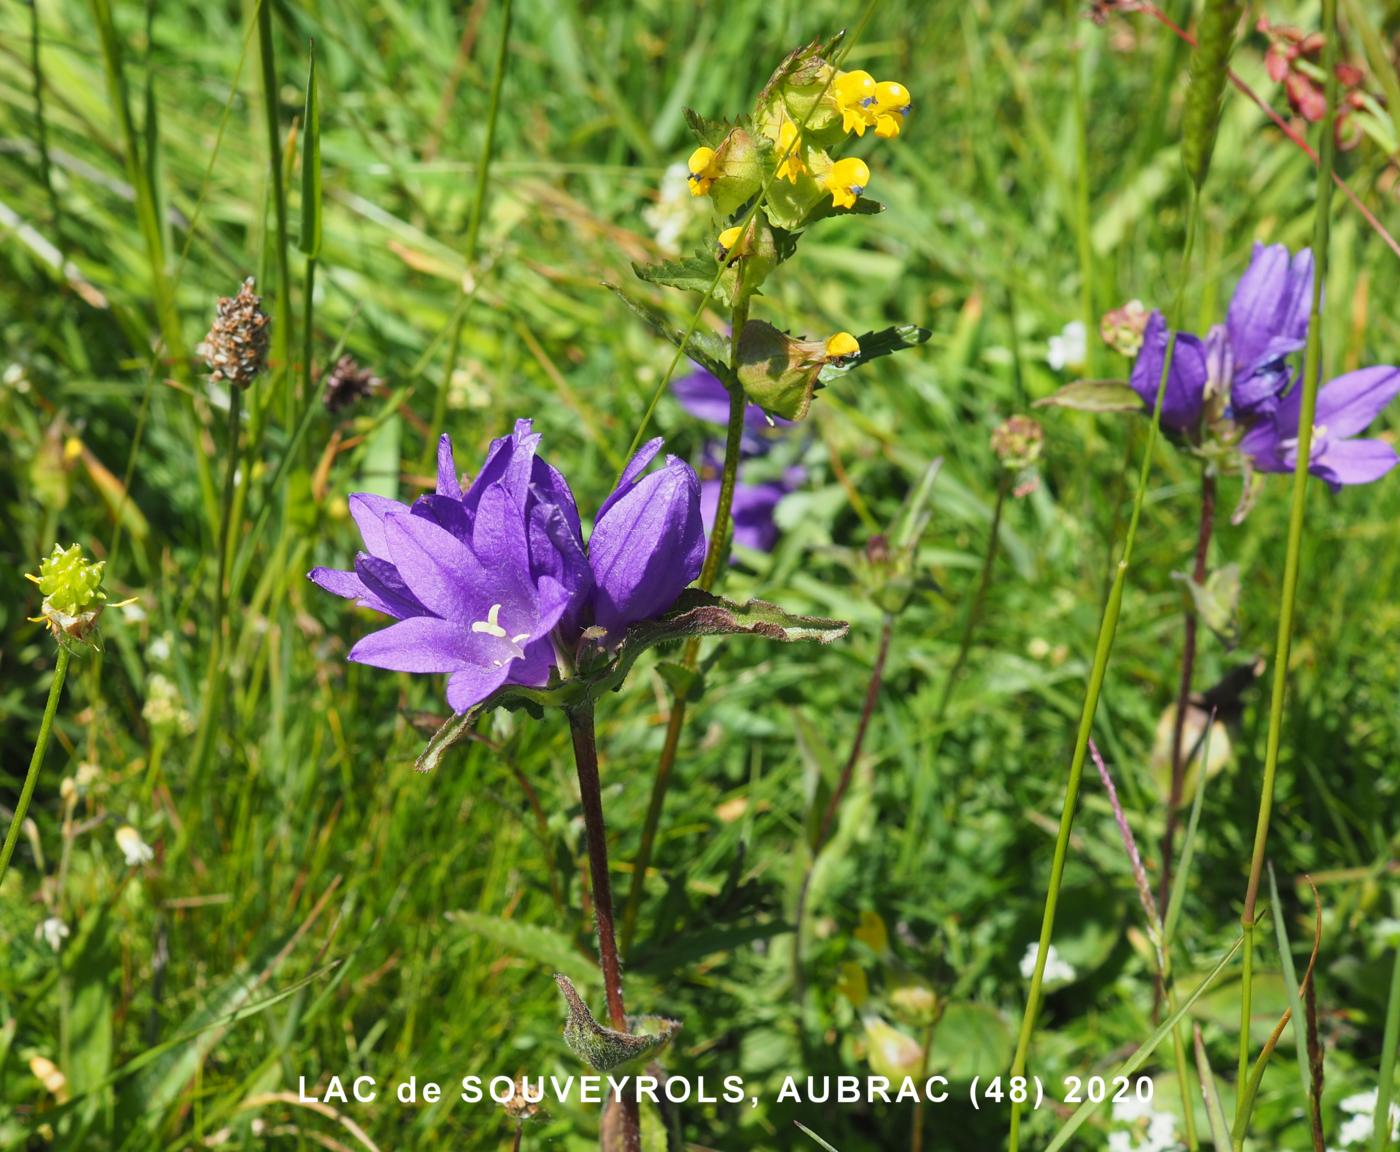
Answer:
(0, 646, 71, 888)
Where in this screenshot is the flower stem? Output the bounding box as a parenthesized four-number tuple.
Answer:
(0, 646, 71, 888)
(1159, 469, 1216, 915)
(1236, 0, 1337, 1138)
(191, 386, 242, 780)
(620, 321, 748, 953)
(1007, 195, 1202, 1151)
(566, 703, 641, 1152)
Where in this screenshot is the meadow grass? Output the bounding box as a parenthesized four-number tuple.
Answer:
(1, 1, 1398, 1149)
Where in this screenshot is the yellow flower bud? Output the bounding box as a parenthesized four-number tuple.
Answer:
(687, 146, 719, 197)
(825, 331, 861, 363)
(774, 120, 806, 184)
(834, 69, 877, 136)
(823, 158, 870, 211)
(863, 1016, 925, 1081)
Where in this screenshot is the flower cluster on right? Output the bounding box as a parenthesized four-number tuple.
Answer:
(1127, 242, 1399, 492)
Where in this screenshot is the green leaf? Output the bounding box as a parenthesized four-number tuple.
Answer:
(799, 195, 887, 228)
(606, 284, 731, 380)
(299, 41, 322, 259)
(923, 1002, 1014, 1082)
(795, 1122, 845, 1152)
(683, 107, 738, 149)
(633, 250, 737, 308)
(1176, 562, 1240, 646)
(65, 905, 115, 1101)
(445, 910, 597, 990)
(655, 660, 703, 703)
(1193, 1024, 1234, 1149)
(1033, 379, 1145, 413)
(416, 592, 848, 773)
(554, 974, 680, 1072)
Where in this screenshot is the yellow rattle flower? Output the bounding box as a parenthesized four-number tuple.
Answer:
(716, 225, 744, 260)
(687, 146, 720, 197)
(825, 331, 861, 364)
(834, 69, 877, 136)
(872, 81, 911, 139)
(774, 120, 806, 183)
(824, 158, 870, 211)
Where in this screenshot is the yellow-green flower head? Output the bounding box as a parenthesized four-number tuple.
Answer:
(687, 146, 720, 197)
(825, 331, 862, 364)
(774, 120, 806, 184)
(872, 81, 911, 139)
(26, 543, 111, 645)
(824, 157, 870, 211)
(716, 225, 745, 260)
(834, 69, 877, 135)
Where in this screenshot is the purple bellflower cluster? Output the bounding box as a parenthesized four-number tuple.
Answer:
(309, 421, 706, 712)
(672, 365, 804, 554)
(1129, 242, 1398, 490)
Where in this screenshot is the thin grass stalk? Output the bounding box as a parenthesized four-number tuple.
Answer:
(1236, 0, 1338, 1127)
(427, 0, 512, 473)
(1374, 942, 1400, 1152)
(255, 0, 291, 416)
(1007, 198, 1201, 1151)
(1070, 0, 1096, 380)
(1160, 470, 1217, 913)
(0, 647, 71, 887)
(936, 473, 1008, 722)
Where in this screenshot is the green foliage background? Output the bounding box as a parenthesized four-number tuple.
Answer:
(0, 0, 1397, 1148)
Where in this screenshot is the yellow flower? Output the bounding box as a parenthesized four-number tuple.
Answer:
(687, 146, 720, 197)
(872, 81, 912, 139)
(716, 225, 744, 260)
(774, 120, 806, 183)
(826, 331, 862, 363)
(834, 69, 877, 136)
(824, 157, 870, 210)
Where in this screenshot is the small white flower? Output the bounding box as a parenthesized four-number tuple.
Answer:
(147, 633, 173, 663)
(1337, 1088, 1400, 1146)
(36, 917, 69, 952)
(1375, 917, 1400, 946)
(1047, 320, 1088, 372)
(120, 600, 146, 624)
(1112, 1089, 1156, 1124)
(642, 162, 702, 254)
(1019, 941, 1077, 984)
(115, 825, 154, 867)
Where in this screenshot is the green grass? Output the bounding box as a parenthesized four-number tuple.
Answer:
(1, 1, 1398, 1149)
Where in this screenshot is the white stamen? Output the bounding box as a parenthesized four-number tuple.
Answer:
(471, 603, 508, 638)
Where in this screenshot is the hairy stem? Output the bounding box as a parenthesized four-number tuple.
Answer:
(1159, 469, 1216, 914)
(1236, 1, 1337, 1137)
(567, 704, 641, 1152)
(0, 646, 71, 887)
(621, 322, 748, 953)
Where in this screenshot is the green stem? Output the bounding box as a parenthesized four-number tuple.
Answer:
(255, 0, 291, 421)
(426, 0, 512, 472)
(1235, 2, 1337, 1139)
(619, 313, 748, 954)
(1007, 197, 1202, 1151)
(0, 647, 71, 887)
(936, 473, 1008, 722)
(1070, 0, 1096, 380)
(191, 387, 243, 779)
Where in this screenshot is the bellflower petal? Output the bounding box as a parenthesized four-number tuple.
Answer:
(352, 553, 430, 619)
(446, 662, 514, 712)
(588, 454, 706, 639)
(1312, 366, 1400, 437)
(436, 434, 463, 499)
(1227, 243, 1313, 372)
(1128, 311, 1210, 430)
(1311, 439, 1398, 489)
(308, 566, 373, 603)
(382, 511, 494, 623)
(349, 616, 489, 673)
(597, 438, 665, 522)
(348, 493, 408, 559)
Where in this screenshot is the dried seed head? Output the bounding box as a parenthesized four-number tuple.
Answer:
(203, 277, 270, 389)
(323, 354, 382, 414)
(991, 415, 1044, 471)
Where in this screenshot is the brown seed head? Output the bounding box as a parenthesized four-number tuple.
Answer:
(204, 277, 270, 389)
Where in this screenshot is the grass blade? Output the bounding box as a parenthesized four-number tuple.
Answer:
(1194, 1023, 1233, 1149)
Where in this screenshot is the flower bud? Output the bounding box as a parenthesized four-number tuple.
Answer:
(26, 543, 111, 646)
(862, 1015, 924, 1081)
(1100, 299, 1150, 358)
(990, 415, 1044, 472)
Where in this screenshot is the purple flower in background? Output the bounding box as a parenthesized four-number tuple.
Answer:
(1225, 242, 1314, 418)
(1127, 243, 1314, 431)
(673, 364, 789, 454)
(309, 421, 706, 711)
(1129, 311, 1210, 430)
(700, 460, 805, 555)
(1241, 366, 1400, 491)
